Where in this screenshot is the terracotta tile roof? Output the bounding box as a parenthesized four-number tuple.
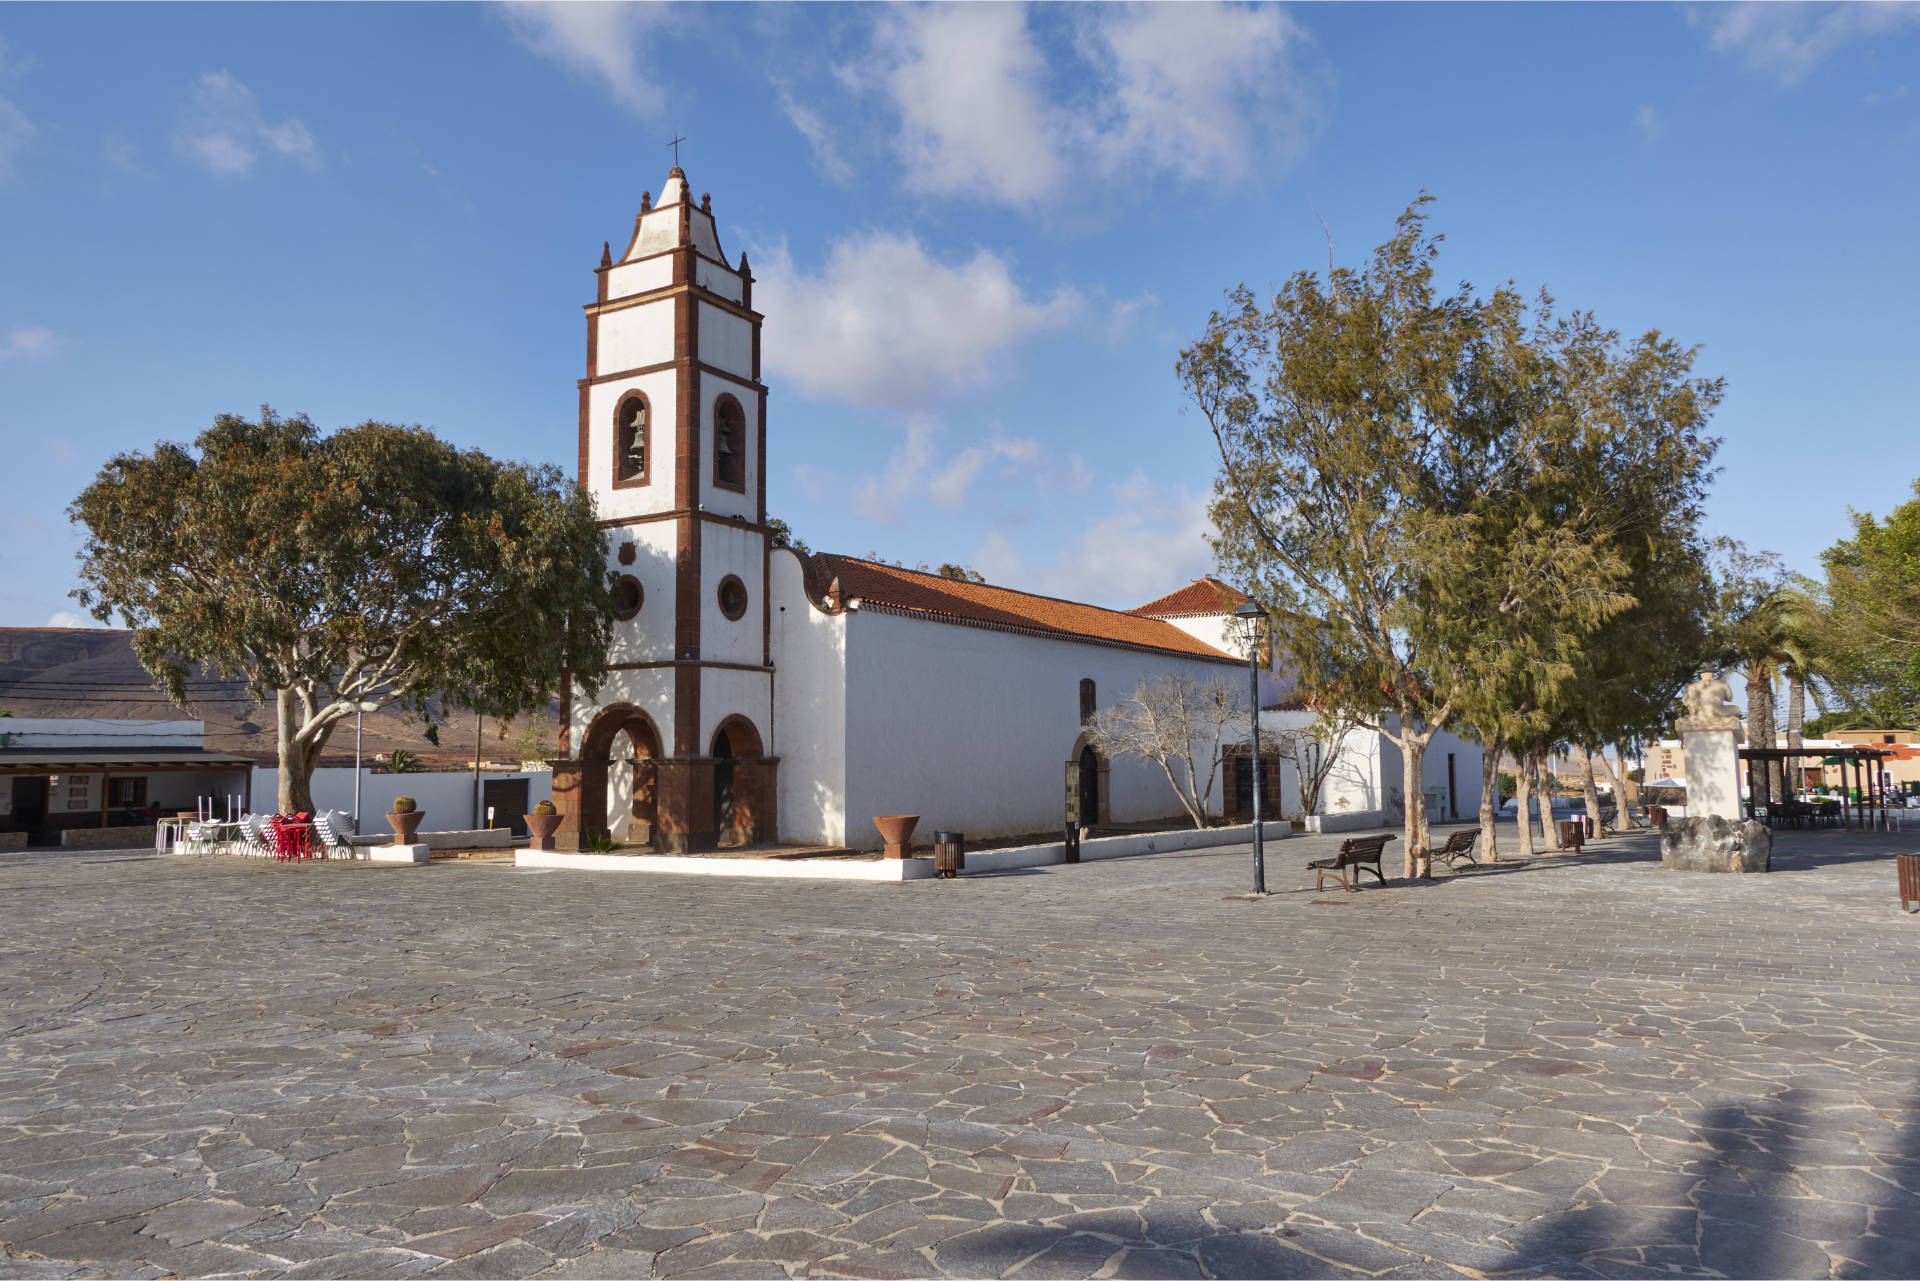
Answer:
(1127, 576, 1249, 618)
(810, 555, 1238, 663)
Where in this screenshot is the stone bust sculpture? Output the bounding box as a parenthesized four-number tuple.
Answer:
(1677, 669, 1743, 738)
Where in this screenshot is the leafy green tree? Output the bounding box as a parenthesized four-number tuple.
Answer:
(70, 409, 614, 814)
(1182, 199, 1721, 875)
(1813, 482, 1920, 728)
(767, 516, 811, 558)
(935, 564, 986, 584)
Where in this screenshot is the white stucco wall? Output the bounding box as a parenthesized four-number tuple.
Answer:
(695, 258, 742, 303)
(597, 298, 673, 378)
(697, 301, 753, 379)
(605, 256, 671, 302)
(249, 767, 552, 828)
(700, 522, 765, 666)
(606, 522, 677, 667)
(838, 609, 1246, 848)
(700, 668, 773, 758)
(769, 549, 848, 845)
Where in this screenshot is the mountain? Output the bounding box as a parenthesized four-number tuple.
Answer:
(0, 628, 556, 770)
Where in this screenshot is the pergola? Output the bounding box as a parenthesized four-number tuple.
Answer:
(1736, 744, 1894, 830)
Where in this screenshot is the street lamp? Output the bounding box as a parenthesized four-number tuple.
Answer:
(1233, 598, 1270, 895)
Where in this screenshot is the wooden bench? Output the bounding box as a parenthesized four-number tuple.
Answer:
(1309, 834, 1395, 892)
(1432, 827, 1479, 869)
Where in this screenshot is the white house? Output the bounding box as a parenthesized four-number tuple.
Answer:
(550, 167, 1482, 851)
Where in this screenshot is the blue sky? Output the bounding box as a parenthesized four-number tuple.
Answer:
(2, 1, 1917, 628)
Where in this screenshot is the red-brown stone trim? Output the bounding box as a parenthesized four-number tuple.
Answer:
(610, 390, 652, 490)
(596, 509, 776, 534)
(586, 360, 766, 394)
(849, 600, 1243, 665)
(710, 714, 764, 759)
(607, 658, 772, 674)
(587, 283, 762, 327)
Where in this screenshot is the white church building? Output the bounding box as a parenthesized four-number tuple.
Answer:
(549, 167, 1481, 852)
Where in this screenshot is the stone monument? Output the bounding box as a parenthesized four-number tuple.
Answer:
(1662, 670, 1771, 873)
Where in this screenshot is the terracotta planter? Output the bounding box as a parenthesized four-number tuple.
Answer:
(386, 810, 425, 846)
(872, 814, 920, 860)
(524, 811, 562, 851)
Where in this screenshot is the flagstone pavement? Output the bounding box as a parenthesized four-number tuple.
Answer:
(3, 826, 1918, 1280)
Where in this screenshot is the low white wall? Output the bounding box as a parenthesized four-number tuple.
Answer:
(250, 767, 551, 830)
(517, 850, 931, 880)
(1304, 811, 1387, 833)
(958, 820, 1291, 875)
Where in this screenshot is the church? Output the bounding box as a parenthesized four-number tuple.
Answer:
(547, 168, 1482, 852)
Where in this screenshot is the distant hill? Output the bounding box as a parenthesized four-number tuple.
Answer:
(0, 628, 556, 770)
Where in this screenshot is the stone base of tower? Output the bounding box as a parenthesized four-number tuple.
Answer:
(548, 754, 779, 853)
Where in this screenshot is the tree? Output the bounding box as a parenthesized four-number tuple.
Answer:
(1090, 672, 1244, 829)
(1182, 199, 1719, 876)
(71, 409, 615, 813)
(1266, 706, 1363, 820)
(767, 516, 811, 558)
(1812, 483, 1920, 728)
(935, 564, 986, 584)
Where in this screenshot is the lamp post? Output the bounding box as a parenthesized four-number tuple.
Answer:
(1233, 598, 1270, 895)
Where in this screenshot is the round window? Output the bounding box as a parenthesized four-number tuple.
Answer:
(717, 574, 748, 621)
(611, 575, 643, 620)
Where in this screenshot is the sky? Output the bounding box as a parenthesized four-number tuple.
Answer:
(2, 1, 1918, 629)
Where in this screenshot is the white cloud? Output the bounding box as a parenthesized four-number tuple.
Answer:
(2, 326, 55, 360)
(501, 1, 670, 114)
(844, 2, 1327, 211)
(177, 72, 320, 176)
(1699, 1, 1920, 83)
(852, 416, 941, 523)
(0, 98, 30, 178)
(871, 4, 1062, 206)
(777, 85, 855, 186)
(756, 230, 1079, 410)
(1634, 104, 1664, 139)
(1076, 3, 1318, 184)
(926, 434, 1040, 510)
(972, 474, 1217, 608)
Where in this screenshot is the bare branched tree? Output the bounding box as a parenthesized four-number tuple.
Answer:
(1091, 673, 1244, 829)
(1267, 706, 1364, 820)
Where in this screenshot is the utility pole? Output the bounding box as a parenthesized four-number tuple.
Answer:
(471, 712, 483, 829)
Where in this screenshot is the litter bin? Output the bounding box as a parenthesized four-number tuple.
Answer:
(933, 830, 965, 878)
(1649, 806, 1668, 829)
(1557, 819, 1585, 850)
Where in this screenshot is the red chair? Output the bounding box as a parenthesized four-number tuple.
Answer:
(266, 813, 314, 861)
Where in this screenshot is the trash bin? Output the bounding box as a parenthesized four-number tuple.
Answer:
(933, 830, 965, 878)
(1557, 819, 1585, 850)
(1649, 806, 1668, 829)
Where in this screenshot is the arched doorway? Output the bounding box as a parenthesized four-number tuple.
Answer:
(1078, 744, 1100, 829)
(712, 728, 735, 839)
(709, 716, 766, 849)
(578, 704, 662, 848)
(1066, 732, 1110, 826)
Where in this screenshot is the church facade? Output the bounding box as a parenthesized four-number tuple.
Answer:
(548, 169, 1482, 852)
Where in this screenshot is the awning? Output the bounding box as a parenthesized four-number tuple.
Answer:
(0, 750, 256, 773)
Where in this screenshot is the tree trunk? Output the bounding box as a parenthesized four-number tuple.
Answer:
(1615, 738, 1638, 816)
(1399, 713, 1429, 880)
(1538, 754, 1564, 851)
(1746, 665, 1778, 803)
(1786, 672, 1805, 796)
(1479, 732, 1504, 861)
(1579, 746, 1605, 840)
(1515, 750, 1536, 858)
(275, 688, 320, 815)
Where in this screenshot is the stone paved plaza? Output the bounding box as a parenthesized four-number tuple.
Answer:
(3, 827, 1918, 1279)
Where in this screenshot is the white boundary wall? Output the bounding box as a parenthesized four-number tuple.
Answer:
(249, 767, 551, 830)
(515, 820, 1290, 881)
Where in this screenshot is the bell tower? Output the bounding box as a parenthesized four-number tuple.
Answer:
(555, 167, 776, 852)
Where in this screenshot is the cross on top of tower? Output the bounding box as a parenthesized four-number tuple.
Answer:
(667, 133, 686, 168)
